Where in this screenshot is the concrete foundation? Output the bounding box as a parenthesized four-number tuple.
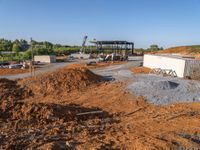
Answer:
(143, 54, 200, 78)
(34, 55, 56, 63)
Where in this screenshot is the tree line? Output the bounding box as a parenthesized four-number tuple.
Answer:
(135, 45, 164, 53)
(0, 38, 164, 61)
(0, 38, 80, 60)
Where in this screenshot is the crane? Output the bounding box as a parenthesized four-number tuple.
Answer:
(80, 36, 88, 54)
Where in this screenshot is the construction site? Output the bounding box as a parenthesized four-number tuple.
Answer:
(1, 36, 200, 150)
(2, 0, 200, 149)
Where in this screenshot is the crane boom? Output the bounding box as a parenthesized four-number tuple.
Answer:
(80, 36, 88, 53)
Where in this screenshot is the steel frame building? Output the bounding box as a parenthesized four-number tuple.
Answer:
(90, 40, 134, 54)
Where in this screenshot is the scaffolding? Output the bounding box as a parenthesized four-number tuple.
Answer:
(90, 40, 134, 55)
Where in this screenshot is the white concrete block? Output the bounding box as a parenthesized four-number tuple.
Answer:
(34, 55, 56, 63)
(143, 54, 200, 78)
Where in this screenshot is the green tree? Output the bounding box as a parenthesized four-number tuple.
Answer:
(12, 43, 21, 53)
(43, 41, 53, 49)
(22, 49, 32, 60)
(150, 45, 159, 51)
(147, 44, 163, 52)
(0, 39, 12, 51)
(19, 39, 29, 51)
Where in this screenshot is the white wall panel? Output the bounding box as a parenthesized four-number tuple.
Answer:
(34, 55, 56, 63)
(143, 54, 186, 77)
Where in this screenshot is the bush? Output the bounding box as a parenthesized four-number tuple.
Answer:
(54, 47, 80, 56)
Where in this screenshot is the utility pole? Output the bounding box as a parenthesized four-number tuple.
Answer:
(30, 38, 35, 77)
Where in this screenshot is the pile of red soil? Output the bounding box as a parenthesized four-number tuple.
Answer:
(1, 102, 118, 149)
(0, 78, 30, 116)
(19, 65, 103, 96)
(0, 78, 19, 100)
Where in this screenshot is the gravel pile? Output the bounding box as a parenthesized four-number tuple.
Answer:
(128, 74, 200, 105)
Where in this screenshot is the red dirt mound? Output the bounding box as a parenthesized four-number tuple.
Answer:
(157, 46, 200, 60)
(0, 78, 30, 116)
(158, 46, 192, 54)
(0, 78, 19, 100)
(19, 65, 103, 96)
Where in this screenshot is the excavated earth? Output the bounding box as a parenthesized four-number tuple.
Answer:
(1, 64, 200, 149)
(0, 69, 29, 76)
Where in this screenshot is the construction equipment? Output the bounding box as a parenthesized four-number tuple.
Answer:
(80, 36, 88, 53)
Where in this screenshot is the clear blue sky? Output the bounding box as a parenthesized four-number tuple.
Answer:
(0, 0, 200, 48)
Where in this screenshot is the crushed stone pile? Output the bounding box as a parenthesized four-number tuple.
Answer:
(190, 69, 200, 80)
(0, 102, 119, 149)
(151, 80, 179, 90)
(128, 75, 200, 105)
(19, 65, 103, 96)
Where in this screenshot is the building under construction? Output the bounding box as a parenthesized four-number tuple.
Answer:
(90, 40, 134, 55)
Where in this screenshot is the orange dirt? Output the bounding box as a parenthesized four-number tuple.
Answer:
(19, 65, 103, 96)
(158, 46, 192, 54)
(0, 68, 28, 76)
(156, 46, 200, 60)
(86, 61, 127, 69)
(1, 65, 200, 149)
(194, 54, 200, 60)
(130, 67, 151, 74)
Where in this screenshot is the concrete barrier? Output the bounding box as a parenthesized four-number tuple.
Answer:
(34, 55, 56, 63)
(143, 54, 200, 78)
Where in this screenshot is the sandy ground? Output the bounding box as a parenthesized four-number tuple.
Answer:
(10, 81, 200, 149)
(0, 61, 81, 79)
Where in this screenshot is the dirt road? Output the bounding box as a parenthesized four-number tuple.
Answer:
(0, 60, 86, 79)
(0, 57, 143, 80)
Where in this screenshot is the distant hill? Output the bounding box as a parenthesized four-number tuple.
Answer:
(158, 45, 200, 54)
(155, 45, 200, 60)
